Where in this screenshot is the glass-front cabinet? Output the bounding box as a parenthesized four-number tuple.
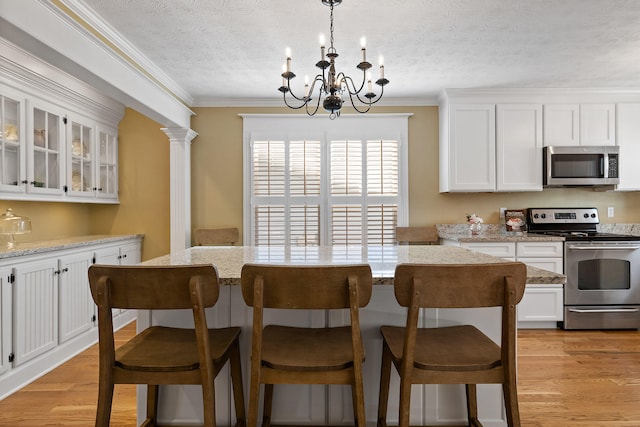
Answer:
(0, 91, 25, 193)
(28, 100, 65, 196)
(66, 114, 94, 198)
(96, 126, 118, 200)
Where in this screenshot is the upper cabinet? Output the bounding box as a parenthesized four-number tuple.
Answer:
(440, 100, 542, 192)
(616, 104, 640, 191)
(543, 103, 615, 146)
(0, 42, 124, 204)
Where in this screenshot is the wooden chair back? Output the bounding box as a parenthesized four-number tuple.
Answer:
(395, 226, 439, 244)
(241, 264, 373, 309)
(393, 262, 526, 308)
(89, 264, 219, 310)
(193, 227, 239, 245)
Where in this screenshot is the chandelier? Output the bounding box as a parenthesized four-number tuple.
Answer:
(278, 0, 389, 119)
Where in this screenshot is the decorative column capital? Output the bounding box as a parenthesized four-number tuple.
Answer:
(161, 127, 198, 144)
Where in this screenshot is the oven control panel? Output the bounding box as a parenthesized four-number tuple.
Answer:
(528, 208, 599, 225)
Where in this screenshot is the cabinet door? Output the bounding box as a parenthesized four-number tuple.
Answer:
(496, 104, 542, 191)
(58, 252, 94, 343)
(518, 257, 563, 274)
(13, 258, 58, 366)
(518, 284, 564, 323)
(119, 242, 141, 265)
(0, 268, 12, 376)
(580, 104, 615, 146)
(27, 99, 65, 196)
(615, 103, 640, 191)
(66, 113, 94, 198)
(96, 125, 118, 200)
(543, 104, 579, 146)
(447, 104, 496, 191)
(0, 89, 26, 193)
(460, 241, 516, 258)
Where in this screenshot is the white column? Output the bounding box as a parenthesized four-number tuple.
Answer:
(161, 127, 198, 253)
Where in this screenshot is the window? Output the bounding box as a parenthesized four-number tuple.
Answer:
(243, 114, 410, 246)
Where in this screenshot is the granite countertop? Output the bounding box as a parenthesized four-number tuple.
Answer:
(437, 224, 565, 243)
(0, 234, 144, 259)
(142, 245, 565, 286)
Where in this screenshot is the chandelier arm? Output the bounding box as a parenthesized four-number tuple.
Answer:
(340, 75, 378, 106)
(285, 79, 310, 102)
(339, 72, 366, 95)
(342, 89, 373, 113)
(282, 91, 311, 110)
(305, 87, 323, 116)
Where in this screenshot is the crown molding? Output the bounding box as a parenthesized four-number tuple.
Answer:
(58, 0, 194, 106)
(191, 96, 439, 108)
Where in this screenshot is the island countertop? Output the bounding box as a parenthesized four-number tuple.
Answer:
(141, 245, 565, 285)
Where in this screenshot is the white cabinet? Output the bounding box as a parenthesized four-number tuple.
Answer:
(12, 258, 59, 366)
(94, 241, 141, 317)
(496, 104, 543, 191)
(440, 103, 496, 192)
(580, 104, 616, 146)
(0, 88, 26, 193)
(543, 104, 580, 146)
(58, 252, 95, 344)
(440, 102, 542, 192)
(458, 240, 564, 328)
(0, 235, 141, 400)
(27, 98, 66, 196)
(615, 103, 640, 191)
(543, 103, 615, 146)
(0, 268, 11, 376)
(0, 45, 123, 204)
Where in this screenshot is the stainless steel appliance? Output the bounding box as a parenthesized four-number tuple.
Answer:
(543, 146, 619, 188)
(527, 207, 640, 330)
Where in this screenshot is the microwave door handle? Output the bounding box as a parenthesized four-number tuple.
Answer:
(600, 155, 605, 177)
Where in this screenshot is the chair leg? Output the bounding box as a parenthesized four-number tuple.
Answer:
(377, 342, 392, 427)
(230, 340, 247, 427)
(95, 380, 114, 427)
(398, 374, 412, 427)
(146, 384, 159, 424)
(201, 377, 216, 427)
(503, 380, 521, 427)
(465, 384, 479, 426)
(247, 366, 261, 427)
(351, 380, 366, 427)
(262, 384, 274, 427)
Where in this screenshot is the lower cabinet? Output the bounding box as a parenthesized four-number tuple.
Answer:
(454, 240, 564, 328)
(0, 235, 142, 400)
(0, 268, 12, 377)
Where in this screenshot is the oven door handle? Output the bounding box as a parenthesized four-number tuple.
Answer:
(568, 308, 640, 314)
(566, 245, 640, 250)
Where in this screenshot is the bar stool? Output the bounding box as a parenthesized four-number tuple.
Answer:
(377, 262, 526, 427)
(88, 264, 246, 427)
(194, 228, 240, 245)
(241, 264, 373, 427)
(395, 226, 439, 245)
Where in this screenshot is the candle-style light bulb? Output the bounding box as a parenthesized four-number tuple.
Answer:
(367, 72, 372, 93)
(304, 75, 310, 97)
(360, 37, 366, 62)
(285, 47, 292, 72)
(379, 56, 385, 79)
(319, 34, 326, 61)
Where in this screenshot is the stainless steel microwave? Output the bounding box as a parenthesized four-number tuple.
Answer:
(543, 145, 619, 188)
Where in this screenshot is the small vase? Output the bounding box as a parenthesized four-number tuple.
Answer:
(469, 222, 482, 235)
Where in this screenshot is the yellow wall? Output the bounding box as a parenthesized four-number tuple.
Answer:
(191, 105, 640, 241)
(90, 108, 171, 260)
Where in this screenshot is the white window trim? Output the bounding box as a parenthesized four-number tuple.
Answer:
(241, 113, 411, 246)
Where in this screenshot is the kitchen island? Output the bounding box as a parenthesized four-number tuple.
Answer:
(137, 245, 564, 427)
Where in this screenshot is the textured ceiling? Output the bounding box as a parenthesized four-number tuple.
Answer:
(78, 0, 640, 105)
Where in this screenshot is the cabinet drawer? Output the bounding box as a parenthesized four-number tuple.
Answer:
(517, 241, 563, 258)
(518, 284, 564, 322)
(461, 242, 515, 258)
(517, 257, 563, 274)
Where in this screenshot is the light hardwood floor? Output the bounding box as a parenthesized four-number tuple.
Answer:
(0, 323, 639, 426)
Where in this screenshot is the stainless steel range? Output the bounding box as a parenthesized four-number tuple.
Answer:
(527, 207, 640, 330)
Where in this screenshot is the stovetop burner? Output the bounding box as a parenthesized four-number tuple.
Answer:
(526, 207, 640, 241)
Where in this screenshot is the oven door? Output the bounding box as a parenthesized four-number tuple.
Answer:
(565, 242, 640, 306)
